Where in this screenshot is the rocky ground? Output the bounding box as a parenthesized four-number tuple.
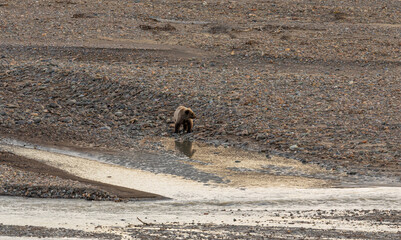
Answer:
(113, 221, 401, 240)
(1, 207, 401, 239)
(2, 208, 401, 240)
(0, 224, 120, 239)
(1, 223, 398, 240)
(0, 0, 400, 239)
(0, 0, 400, 179)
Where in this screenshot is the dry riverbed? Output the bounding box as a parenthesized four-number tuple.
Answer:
(0, 0, 400, 239)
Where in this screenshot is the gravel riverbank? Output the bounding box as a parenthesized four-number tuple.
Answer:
(1, 0, 400, 180)
(0, 151, 162, 200)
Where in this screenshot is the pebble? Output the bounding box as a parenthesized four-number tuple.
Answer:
(33, 117, 42, 123)
(256, 133, 269, 140)
(47, 103, 59, 108)
(99, 126, 112, 131)
(114, 111, 123, 117)
(237, 130, 249, 136)
(60, 117, 72, 123)
(67, 99, 77, 105)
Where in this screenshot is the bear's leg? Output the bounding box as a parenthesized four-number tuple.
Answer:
(174, 122, 181, 133)
(183, 120, 189, 133)
(187, 119, 193, 133)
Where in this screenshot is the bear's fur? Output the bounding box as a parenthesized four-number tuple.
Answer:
(174, 106, 196, 133)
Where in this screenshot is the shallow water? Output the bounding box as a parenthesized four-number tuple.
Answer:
(164, 138, 333, 188)
(0, 138, 400, 234)
(2, 137, 399, 189)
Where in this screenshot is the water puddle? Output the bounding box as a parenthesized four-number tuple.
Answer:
(162, 138, 332, 188)
(160, 138, 401, 188)
(0, 137, 335, 189)
(1, 137, 399, 196)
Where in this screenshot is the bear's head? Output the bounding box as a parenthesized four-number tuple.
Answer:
(185, 109, 196, 119)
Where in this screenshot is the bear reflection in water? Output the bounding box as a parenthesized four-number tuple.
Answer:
(174, 140, 197, 158)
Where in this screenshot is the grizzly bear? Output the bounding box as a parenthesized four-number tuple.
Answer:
(174, 106, 196, 133)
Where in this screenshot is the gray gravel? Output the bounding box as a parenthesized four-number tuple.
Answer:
(0, 224, 120, 239)
(123, 223, 401, 240)
(0, 163, 119, 201)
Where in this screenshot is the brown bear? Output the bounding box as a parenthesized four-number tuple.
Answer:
(174, 106, 196, 133)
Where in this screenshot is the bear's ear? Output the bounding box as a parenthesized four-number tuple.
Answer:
(185, 110, 190, 114)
